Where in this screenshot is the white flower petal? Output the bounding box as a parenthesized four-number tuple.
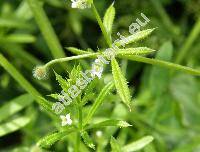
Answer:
(66, 113, 71, 119)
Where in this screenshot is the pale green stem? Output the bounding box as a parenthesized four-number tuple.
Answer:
(44, 53, 99, 68)
(119, 55, 200, 76)
(175, 18, 200, 64)
(91, 3, 112, 47)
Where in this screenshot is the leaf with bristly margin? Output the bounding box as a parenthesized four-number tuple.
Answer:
(115, 28, 155, 47)
(111, 58, 131, 110)
(110, 136, 122, 152)
(87, 120, 132, 129)
(66, 47, 89, 55)
(37, 129, 75, 149)
(103, 3, 115, 37)
(81, 131, 95, 150)
(0, 94, 34, 122)
(54, 71, 69, 92)
(116, 47, 156, 56)
(122, 136, 154, 152)
(0, 116, 31, 137)
(84, 82, 114, 125)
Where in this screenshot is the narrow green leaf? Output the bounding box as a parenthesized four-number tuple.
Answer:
(118, 55, 200, 76)
(0, 34, 36, 43)
(37, 128, 75, 149)
(116, 28, 155, 46)
(0, 94, 34, 122)
(0, 116, 31, 137)
(116, 47, 156, 56)
(111, 58, 131, 110)
(0, 18, 32, 29)
(103, 3, 115, 38)
(26, 0, 66, 59)
(87, 119, 132, 129)
(81, 131, 95, 150)
(122, 136, 154, 152)
(84, 81, 114, 125)
(110, 136, 122, 152)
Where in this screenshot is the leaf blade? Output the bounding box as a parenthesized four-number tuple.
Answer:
(103, 3, 115, 38)
(111, 58, 131, 110)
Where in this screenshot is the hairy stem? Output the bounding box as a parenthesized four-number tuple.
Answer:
(44, 53, 99, 68)
(119, 55, 200, 76)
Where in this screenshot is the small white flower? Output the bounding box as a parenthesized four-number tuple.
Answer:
(91, 60, 104, 79)
(71, 0, 91, 9)
(60, 113, 72, 126)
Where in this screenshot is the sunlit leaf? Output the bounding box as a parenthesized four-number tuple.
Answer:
(0, 116, 31, 137)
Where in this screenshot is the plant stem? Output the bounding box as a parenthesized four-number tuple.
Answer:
(75, 132, 80, 152)
(119, 55, 200, 76)
(44, 53, 99, 68)
(91, 3, 112, 47)
(175, 18, 200, 64)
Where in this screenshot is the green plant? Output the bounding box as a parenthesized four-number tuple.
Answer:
(0, 0, 200, 151)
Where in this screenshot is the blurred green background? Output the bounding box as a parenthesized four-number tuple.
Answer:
(0, 0, 200, 151)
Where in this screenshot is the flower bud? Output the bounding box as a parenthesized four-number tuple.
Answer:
(33, 66, 47, 80)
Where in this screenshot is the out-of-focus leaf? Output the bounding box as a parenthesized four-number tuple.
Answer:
(0, 116, 31, 137)
(150, 41, 173, 97)
(0, 18, 32, 29)
(0, 94, 34, 122)
(122, 136, 154, 152)
(110, 136, 122, 152)
(0, 34, 36, 43)
(111, 58, 131, 110)
(0, 54, 54, 115)
(170, 74, 200, 126)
